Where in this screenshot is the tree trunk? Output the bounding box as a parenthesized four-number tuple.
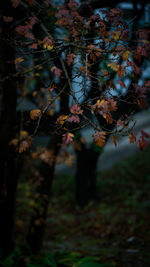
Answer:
(27, 134, 61, 253)
(75, 143, 100, 207)
(0, 8, 18, 259)
(0, 1, 26, 257)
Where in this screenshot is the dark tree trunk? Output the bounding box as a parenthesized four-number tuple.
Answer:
(0, 1, 26, 258)
(75, 143, 100, 207)
(27, 134, 61, 253)
(0, 5, 18, 259)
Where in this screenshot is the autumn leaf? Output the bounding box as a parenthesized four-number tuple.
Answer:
(39, 149, 54, 166)
(51, 66, 62, 77)
(15, 57, 24, 65)
(68, 115, 80, 123)
(137, 131, 149, 151)
(138, 138, 148, 151)
(19, 137, 32, 153)
(62, 132, 74, 145)
(30, 43, 38, 49)
(20, 130, 28, 139)
(30, 109, 41, 120)
(101, 70, 109, 76)
(129, 133, 136, 143)
(122, 50, 130, 61)
(93, 131, 106, 147)
(57, 115, 68, 125)
(70, 104, 83, 114)
(107, 62, 119, 72)
(111, 31, 121, 40)
(66, 53, 76, 65)
(80, 66, 86, 72)
(107, 98, 117, 111)
(117, 65, 126, 78)
(103, 112, 113, 124)
(141, 130, 149, 138)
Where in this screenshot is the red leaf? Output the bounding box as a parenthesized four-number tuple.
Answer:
(30, 43, 38, 49)
(138, 138, 148, 151)
(66, 53, 76, 65)
(70, 104, 83, 114)
(62, 132, 74, 145)
(141, 130, 149, 138)
(51, 66, 62, 77)
(68, 115, 80, 123)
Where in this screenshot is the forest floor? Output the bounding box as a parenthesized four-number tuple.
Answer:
(15, 144, 150, 267)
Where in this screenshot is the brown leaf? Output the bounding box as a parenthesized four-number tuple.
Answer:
(30, 109, 41, 120)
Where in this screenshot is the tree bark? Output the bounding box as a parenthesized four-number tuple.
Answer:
(0, 4, 18, 258)
(27, 134, 61, 253)
(75, 141, 100, 207)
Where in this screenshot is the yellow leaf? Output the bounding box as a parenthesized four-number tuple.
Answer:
(122, 50, 130, 61)
(20, 130, 28, 138)
(30, 109, 41, 120)
(14, 57, 24, 65)
(43, 44, 54, 50)
(107, 62, 119, 72)
(47, 45, 54, 50)
(111, 31, 121, 40)
(56, 115, 68, 125)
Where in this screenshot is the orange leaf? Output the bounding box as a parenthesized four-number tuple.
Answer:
(30, 109, 41, 120)
(20, 130, 28, 138)
(94, 131, 106, 147)
(129, 133, 136, 143)
(14, 57, 24, 65)
(57, 115, 68, 125)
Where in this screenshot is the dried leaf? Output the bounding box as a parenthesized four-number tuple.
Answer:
(68, 115, 80, 123)
(129, 133, 136, 144)
(20, 130, 28, 138)
(122, 50, 130, 61)
(15, 57, 24, 65)
(57, 115, 68, 125)
(62, 132, 74, 145)
(70, 104, 83, 114)
(30, 109, 41, 120)
(93, 131, 106, 147)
